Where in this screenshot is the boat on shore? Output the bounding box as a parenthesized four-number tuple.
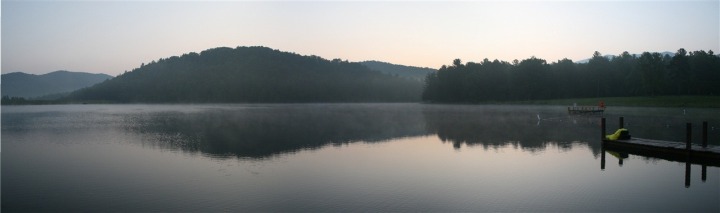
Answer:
(568, 101, 605, 115)
(568, 106, 605, 115)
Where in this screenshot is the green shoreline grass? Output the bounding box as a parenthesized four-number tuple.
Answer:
(508, 96, 720, 108)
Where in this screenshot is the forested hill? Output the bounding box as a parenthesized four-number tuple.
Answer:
(423, 49, 720, 103)
(66, 46, 423, 103)
(2, 71, 112, 99)
(359, 60, 435, 81)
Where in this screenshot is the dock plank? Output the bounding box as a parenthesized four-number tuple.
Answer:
(603, 137, 720, 166)
(614, 138, 720, 154)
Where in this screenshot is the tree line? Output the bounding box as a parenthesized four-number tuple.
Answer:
(423, 49, 720, 103)
(67, 46, 423, 103)
(1, 96, 56, 105)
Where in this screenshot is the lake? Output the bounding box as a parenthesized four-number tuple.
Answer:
(2, 103, 718, 212)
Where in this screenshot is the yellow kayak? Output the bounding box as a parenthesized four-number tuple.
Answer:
(606, 128, 630, 140)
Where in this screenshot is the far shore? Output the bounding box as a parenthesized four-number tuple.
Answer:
(504, 96, 720, 108)
(3, 96, 720, 108)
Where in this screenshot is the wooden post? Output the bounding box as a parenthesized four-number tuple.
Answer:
(701, 165, 707, 182)
(601, 143, 606, 170)
(702, 121, 708, 148)
(686, 123, 692, 150)
(619, 117, 624, 129)
(685, 161, 691, 188)
(601, 117, 606, 140)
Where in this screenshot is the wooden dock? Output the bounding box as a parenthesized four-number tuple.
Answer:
(568, 106, 604, 115)
(602, 138, 720, 166)
(601, 117, 720, 166)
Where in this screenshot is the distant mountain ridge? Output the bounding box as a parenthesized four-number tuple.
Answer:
(575, 51, 674, 63)
(67, 46, 423, 103)
(2, 71, 112, 99)
(359, 60, 435, 81)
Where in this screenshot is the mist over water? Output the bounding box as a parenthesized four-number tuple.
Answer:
(2, 104, 718, 211)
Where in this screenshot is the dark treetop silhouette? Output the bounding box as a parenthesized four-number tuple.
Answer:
(67, 46, 423, 103)
(423, 49, 720, 103)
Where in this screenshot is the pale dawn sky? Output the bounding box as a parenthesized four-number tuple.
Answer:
(2, 0, 718, 76)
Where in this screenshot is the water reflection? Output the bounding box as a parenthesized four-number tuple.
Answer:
(122, 104, 428, 158)
(4, 104, 719, 212)
(119, 104, 608, 158)
(4, 104, 716, 160)
(422, 105, 602, 153)
(600, 139, 718, 188)
(117, 104, 720, 159)
(601, 148, 716, 188)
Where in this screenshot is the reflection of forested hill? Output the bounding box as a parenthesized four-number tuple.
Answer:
(123, 104, 628, 159)
(422, 105, 602, 154)
(67, 46, 422, 103)
(124, 104, 614, 159)
(125, 104, 428, 158)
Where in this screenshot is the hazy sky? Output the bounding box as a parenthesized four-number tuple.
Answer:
(2, 0, 718, 76)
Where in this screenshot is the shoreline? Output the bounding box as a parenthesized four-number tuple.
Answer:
(3, 96, 720, 108)
(506, 96, 720, 108)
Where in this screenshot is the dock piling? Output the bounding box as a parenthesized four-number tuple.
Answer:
(600, 145, 606, 170)
(619, 117, 624, 129)
(685, 161, 691, 188)
(702, 121, 708, 148)
(601, 118, 606, 140)
(686, 123, 692, 150)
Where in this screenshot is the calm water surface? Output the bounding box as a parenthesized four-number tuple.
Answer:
(2, 104, 719, 211)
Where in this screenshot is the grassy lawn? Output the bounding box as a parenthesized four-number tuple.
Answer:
(510, 96, 720, 108)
